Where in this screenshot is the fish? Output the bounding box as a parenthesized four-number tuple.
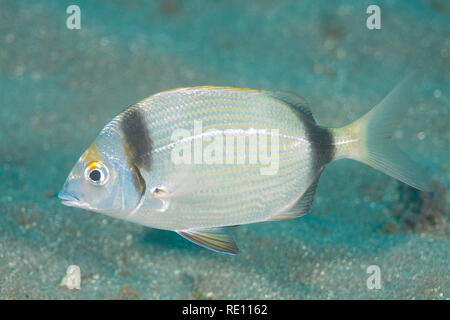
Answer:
(58, 77, 432, 254)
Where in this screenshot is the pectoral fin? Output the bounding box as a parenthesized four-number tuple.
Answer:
(176, 227, 239, 255)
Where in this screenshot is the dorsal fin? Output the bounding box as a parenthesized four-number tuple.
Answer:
(263, 90, 316, 123)
(177, 227, 238, 255)
(269, 171, 322, 221)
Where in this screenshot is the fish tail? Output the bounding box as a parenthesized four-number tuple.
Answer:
(329, 75, 433, 191)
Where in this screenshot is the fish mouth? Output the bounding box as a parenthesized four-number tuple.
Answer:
(58, 191, 80, 207)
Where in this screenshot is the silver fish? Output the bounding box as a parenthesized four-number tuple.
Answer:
(59, 79, 431, 254)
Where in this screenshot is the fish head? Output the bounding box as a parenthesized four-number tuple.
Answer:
(58, 128, 146, 218)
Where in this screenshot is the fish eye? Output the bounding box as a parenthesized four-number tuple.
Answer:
(85, 162, 109, 185)
(89, 169, 101, 182)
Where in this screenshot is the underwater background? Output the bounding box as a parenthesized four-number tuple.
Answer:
(0, 0, 448, 299)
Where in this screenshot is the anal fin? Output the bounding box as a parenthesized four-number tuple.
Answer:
(269, 172, 322, 221)
(177, 227, 239, 255)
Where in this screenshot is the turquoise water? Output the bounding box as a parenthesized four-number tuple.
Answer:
(0, 0, 448, 299)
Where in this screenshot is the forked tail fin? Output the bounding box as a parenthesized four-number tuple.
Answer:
(330, 75, 433, 191)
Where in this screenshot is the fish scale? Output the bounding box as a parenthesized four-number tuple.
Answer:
(133, 87, 317, 230)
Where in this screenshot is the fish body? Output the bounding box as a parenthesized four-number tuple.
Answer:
(59, 80, 431, 254)
(120, 87, 331, 230)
